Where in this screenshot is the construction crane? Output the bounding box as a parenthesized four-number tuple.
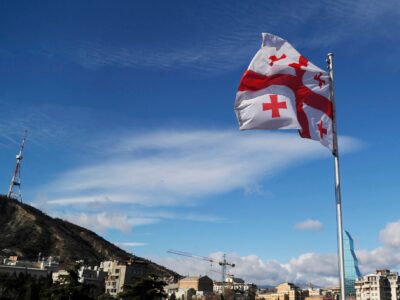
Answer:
(7, 130, 27, 202)
(167, 249, 235, 292)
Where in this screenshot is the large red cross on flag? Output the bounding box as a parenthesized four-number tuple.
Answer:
(234, 33, 334, 151)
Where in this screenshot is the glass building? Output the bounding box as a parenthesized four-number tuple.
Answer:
(344, 230, 361, 296)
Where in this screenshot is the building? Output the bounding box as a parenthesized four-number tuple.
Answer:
(0, 254, 51, 278)
(344, 231, 362, 296)
(52, 269, 70, 283)
(77, 265, 107, 285)
(178, 275, 213, 294)
(175, 288, 196, 300)
(0, 265, 49, 278)
(213, 277, 257, 296)
(165, 282, 179, 296)
(387, 271, 400, 300)
(306, 283, 322, 297)
(305, 297, 335, 300)
(355, 270, 393, 300)
(319, 286, 340, 298)
(102, 259, 151, 296)
(258, 283, 305, 300)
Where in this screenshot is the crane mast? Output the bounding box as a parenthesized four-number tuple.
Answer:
(7, 130, 27, 202)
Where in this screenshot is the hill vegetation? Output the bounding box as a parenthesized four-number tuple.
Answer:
(0, 195, 178, 278)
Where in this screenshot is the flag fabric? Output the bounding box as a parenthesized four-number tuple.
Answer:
(234, 33, 334, 151)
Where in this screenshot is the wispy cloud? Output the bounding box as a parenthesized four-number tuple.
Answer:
(295, 219, 324, 231)
(57, 212, 158, 233)
(47, 203, 224, 233)
(60, 0, 400, 73)
(73, 40, 256, 73)
(0, 101, 103, 150)
(34, 128, 360, 233)
(39, 129, 360, 207)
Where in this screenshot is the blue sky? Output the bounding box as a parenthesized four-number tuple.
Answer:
(1, 0, 400, 285)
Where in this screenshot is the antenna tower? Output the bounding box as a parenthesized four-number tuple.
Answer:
(7, 130, 27, 202)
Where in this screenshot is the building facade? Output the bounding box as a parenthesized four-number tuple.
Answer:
(102, 259, 151, 296)
(258, 283, 305, 300)
(178, 275, 213, 293)
(386, 271, 400, 300)
(344, 231, 362, 296)
(355, 270, 392, 300)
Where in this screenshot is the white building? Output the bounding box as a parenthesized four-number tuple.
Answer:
(52, 265, 106, 287)
(355, 270, 394, 300)
(380, 270, 400, 300)
(52, 269, 70, 283)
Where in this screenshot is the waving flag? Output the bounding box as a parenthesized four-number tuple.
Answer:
(234, 33, 333, 151)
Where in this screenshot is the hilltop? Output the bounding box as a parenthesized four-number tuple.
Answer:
(0, 196, 178, 277)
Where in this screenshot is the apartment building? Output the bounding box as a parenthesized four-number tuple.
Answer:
(355, 270, 393, 300)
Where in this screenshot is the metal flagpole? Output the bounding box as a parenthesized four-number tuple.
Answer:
(327, 53, 346, 300)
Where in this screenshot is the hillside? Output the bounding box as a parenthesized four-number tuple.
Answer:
(0, 196, 178, 278)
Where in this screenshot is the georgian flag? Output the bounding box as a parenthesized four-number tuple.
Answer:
(234, 33, 334, 151)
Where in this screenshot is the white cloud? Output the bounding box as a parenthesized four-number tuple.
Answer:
(379, 220, 400, 248)
(295, 219, 324, 231)
(40, 129, 360, 208)
(157, 220, 400, 286)
(356, 220, 400, 274)
(52, 208, 223, 233)
(155, 251, 337, 287)
(58, 212, 158, 233)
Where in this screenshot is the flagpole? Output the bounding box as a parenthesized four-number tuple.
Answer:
(327, 53, 346, 300)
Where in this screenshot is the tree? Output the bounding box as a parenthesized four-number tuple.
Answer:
(41, 265, 95, 300)
(97, 293, 115, 300)
(168, 292, 177, 300)
(118, 274, 167, 300)
(0, 272, 53, 300)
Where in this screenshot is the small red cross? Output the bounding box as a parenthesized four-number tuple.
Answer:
(268, 54, 287, 66)
(317, 120, 327, 138)
(262, 94, 287, 118)
(314, 72, 326, 88)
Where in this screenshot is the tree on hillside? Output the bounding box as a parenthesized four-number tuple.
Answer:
(97, 293, 115, 300)
(41, 265, 95, 300)
(0, 272, 53, 300)
(118, 274, 167, 300)
(168, 292, 177, 300)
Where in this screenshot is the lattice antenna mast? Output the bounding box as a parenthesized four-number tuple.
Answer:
(7, 130, 27, 202)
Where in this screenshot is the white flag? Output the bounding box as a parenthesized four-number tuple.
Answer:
(234, 33, 334, 151)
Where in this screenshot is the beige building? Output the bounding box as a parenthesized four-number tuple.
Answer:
(102, 259, 151, 296)
(178, 276, 213, 293)
(258, 283, 305, 300)
(355, 270, 393, 300)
